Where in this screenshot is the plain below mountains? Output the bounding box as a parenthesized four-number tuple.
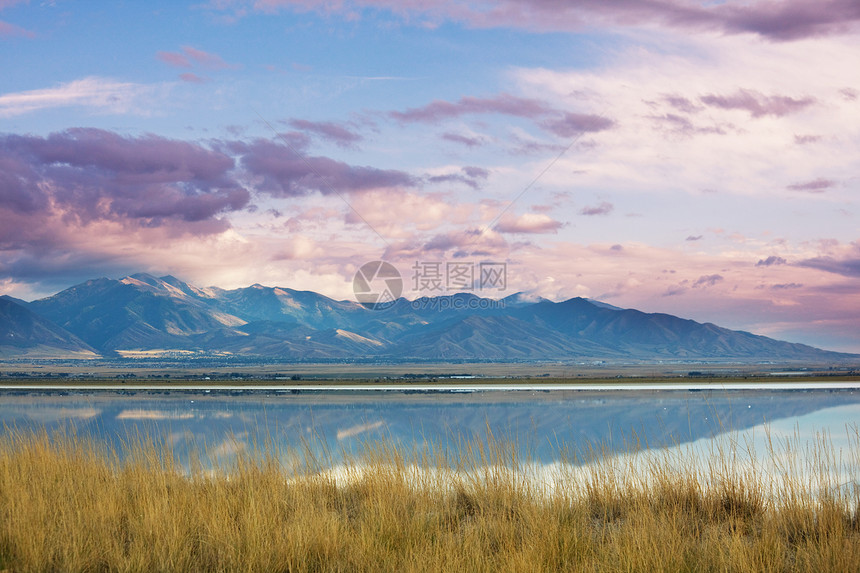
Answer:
(0, 273, 855, 363)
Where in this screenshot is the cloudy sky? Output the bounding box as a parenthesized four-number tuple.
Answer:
(1, 0, 858, 352)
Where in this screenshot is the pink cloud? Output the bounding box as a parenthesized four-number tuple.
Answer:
(344, 189, 474, 239)
(648, 113, 729, 137)
(157, 46, 236, 70)
(181, 46, 234, 69)
(495, 213, 564, 234)
(0, 19, 34, 38)
(157, 51, 192, 68)
(419, 228, 510, 257)
(700, 89, 816, 118)
(179, 72, 208, 84)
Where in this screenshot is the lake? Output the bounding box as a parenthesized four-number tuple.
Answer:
(1, 385, 858, 479)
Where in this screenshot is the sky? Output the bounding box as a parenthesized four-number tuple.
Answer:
(1, 0, 859, 353)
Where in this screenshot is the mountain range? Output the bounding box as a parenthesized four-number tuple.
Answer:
(0, 273, 855, 363)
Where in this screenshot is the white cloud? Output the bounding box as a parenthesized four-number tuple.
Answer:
(0, 77, 164, 117)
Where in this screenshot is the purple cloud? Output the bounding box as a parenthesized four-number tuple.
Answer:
(462, 166, 489, 180)
(700, 89, 816, 118)
(794, 134, 822, 145)
(798, 256, 860, 277)
(426, 166, 489, 190)
(663, 95, 701, 114)
(390, 93, 552, 123)
(392, 94, 614, 143)
(716, 0, 860, 41)
(237, 0, 860, 42)
(756, 255, 787, 267)
(441, 132, 484, 148)
(237, 138, 416, 196)
(693, 274, 724, 288)
(508, 136, 566, 156)
(580, 202, 613, 216)
(686, 235, 703, 241)
(540, 112, 614, 137)
(663, 285, 687, 297)
(0, 129, 251, 254)
(0, 152, 49, 215)
(771, 283, 803, 289)
(288, 119, 363, 148)
(786, 178, 836, 193)
(1, 129, 246, 222)
(841, 88, 859, 101)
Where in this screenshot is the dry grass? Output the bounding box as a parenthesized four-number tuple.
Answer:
(0, 426, 858, 572)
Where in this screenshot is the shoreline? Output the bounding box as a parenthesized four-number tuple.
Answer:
(2, 379, 860, 392)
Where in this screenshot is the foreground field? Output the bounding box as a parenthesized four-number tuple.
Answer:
(1, 429, 859, 572)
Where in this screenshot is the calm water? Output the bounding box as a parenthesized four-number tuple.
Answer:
(1, 387, 859, 471)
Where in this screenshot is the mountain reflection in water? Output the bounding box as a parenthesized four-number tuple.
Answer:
(0, 388, 858, 468)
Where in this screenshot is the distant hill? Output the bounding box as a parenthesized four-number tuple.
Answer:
(3, 273, 856, 363)
(0, 296, 98, 358)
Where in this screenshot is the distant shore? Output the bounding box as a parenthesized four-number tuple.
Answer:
(1, 376, 859, 393)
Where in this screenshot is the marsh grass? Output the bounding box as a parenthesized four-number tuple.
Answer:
(0, 425, 858, 572)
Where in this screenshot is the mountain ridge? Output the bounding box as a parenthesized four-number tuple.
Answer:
(0, 296, 99, 358)
(2, 273, 856, 363)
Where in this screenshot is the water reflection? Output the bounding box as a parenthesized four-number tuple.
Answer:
(1, 388, 858, 469)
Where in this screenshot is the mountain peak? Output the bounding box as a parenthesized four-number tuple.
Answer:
(120, 273, 202, 299)
(159, 275, 184, 285)
(502, 292, 549, 306)
(126, 272, 159, 283)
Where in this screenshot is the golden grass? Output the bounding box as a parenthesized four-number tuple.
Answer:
(0, 426, 858, 572)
